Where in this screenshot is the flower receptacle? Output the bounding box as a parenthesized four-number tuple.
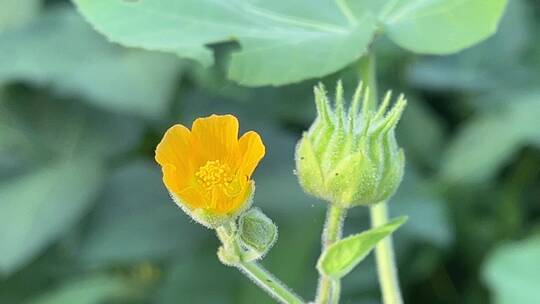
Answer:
(169, 182, 254, 229)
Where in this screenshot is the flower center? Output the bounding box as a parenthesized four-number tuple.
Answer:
(195, 160, 234, 190)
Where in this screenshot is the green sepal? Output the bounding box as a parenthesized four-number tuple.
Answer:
(169, 182, 255, 229)
(326, 151, 377, 208)
(295, 134, 326, 201)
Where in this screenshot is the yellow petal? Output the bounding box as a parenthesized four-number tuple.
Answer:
(228, 179, 253, 213)
(155, 125, 194, 174)
(191, 114, 239, 165)
(161, 164, 181, 194)
(238, 131, 265, 177)
(155, 125, 194, 190)
(177, 183, 206, 209)
(211, 178, 251, 214)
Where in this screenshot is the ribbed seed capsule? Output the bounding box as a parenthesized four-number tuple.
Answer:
(295, 81, 407, 208)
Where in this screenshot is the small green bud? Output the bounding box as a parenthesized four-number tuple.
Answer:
(239, 208, 278, 260)
(295, 81, 406, 208)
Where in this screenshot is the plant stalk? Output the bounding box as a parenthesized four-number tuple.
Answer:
(331, 280, 341, 304)
(358, 52, 378, 105)
(360, 52, 404, 304)
(370, 202, 403, 304)
(316, 205, 346, 303)
(238, 260, 305, 304)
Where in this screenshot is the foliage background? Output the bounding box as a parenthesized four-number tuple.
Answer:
(0, 0, 539, 303)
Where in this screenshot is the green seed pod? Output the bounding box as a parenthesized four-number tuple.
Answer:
(295, 81, 406, 208)
(239, 208, 278, 260)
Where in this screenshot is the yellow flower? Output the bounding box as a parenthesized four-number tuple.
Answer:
(155, 114, 265, 227)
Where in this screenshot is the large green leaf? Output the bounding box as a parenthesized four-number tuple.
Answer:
(0, 91, 142, 160)
(0, 157, 104, 275)
(407, 0, 531, 92)
(441, 95, 540, 183)
(73, 0, 377, 86)
(317, 216, 407, 279)
(0, 90, 142, 275)
(0, 0, 40, 32)
(350, 0, 508, 54)
(74, 0, 507, 86)
(482, 235, 540, 304)
(379, 0, 508, 55)
(0, 7, 181, 119)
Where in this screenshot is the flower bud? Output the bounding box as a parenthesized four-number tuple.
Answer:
(295, 81, 406, 208)
(239, 208, 278, 260)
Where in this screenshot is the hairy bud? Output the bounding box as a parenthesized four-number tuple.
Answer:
(295, 81, 406, 208)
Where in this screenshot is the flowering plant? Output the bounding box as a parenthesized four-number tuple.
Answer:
(155, 81, 408, 304)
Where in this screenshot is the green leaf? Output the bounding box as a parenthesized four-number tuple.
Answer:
(73, 0, 378, 86)
(441, 94, 540, 183)
(482, 235, 540, 304)
(77, 160, 200, 267)
(74, 0, 508, 86)
(317, 216, 407, 279)
(0, 0, 41, 32)
(0, 89, 142, 275)
(379, 0, 508, 55)
(407, 0, 531, 92)
(0, 157, 104, 275)
(0, 7, 181, 119)
(0, 90, 143, 160)
(26, 274, 130, 304)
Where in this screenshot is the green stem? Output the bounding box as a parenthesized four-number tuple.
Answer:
(216, 224, 305, 304)
(238, 261, 305, 304)
(360, 52, 403, 304)
(331, 280, 341, 304)
(358, 53, 378, 105)
(316, 205, 346, 304)
(370, 202, 403, 304)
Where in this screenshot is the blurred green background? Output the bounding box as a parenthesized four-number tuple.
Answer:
(1, 0, 539, 303)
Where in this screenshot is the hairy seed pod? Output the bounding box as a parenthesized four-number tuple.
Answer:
(295, 81, 406, 208)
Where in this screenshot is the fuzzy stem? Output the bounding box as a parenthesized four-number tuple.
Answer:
(370, 202, 403, 304)
(217, 224, 305, 304)
(238, 261, 305, 304)
(360, 52, 404, 304)
(316, 205, 346, 303)
(331, 280, 341, 304)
